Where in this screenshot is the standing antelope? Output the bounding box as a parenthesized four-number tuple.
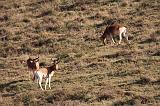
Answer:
(34, 58, 60, 90)
(100, 24, 129, 45)
(26, 57, 40, 81)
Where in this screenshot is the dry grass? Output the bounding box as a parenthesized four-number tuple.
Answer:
(0, 0, 160, 105)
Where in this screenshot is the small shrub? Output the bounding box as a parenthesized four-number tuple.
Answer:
(22, 18, 30, 23)
(37, 10, 53, 18)
(46, 90, 66, 103)
(20, 44, 32, 54)
(114, 98, 136, 106)
(56, 53, 69, 59)
(34, 39, 46, 47)
(67, 91, 91, 102)
(102, 51, 131, 59)
(152, 51, 160, 56)
(59, 4, 75, 11)
(22, 95, 30, 106)
(134, 77, 151, 85)
(0, 63, 6, 69)
(134, 0, 141, 2)
(45, 25, 57, 32)
(0, 15, 9, 21)
(6, 84, 20, 92)
(33, 38, 56, 47)
(140, 2, 150, 9)
(56, 53, 73, 63)
(75, 53, 83, 58)
(155, 30, 160, 35)
(108, 70, 128, 77)
(121, 1, 128, 7)
(109, 0, 122, 3)
(65, 21, 82, 31)
(97, 94, 114, 101)
(0, 28, 11, 40)
(88, 13, 104, 20)
(12, 35, 22, 41)
(150, 33, 157, 42)
(154, 95, 160, 101)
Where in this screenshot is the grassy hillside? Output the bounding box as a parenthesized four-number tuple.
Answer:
(0, 0, 160, 105)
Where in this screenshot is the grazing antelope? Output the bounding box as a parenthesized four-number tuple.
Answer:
(26, 57, 40, 81)
(100, 24, 129, 45)
(34, 58, 59, 90)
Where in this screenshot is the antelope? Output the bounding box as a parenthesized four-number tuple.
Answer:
(34, 58, 60, 90)
(26, 57, 40, 81)
(100, 24, 129, 45)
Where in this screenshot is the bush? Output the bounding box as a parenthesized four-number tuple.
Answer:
(67, 91, 91, 102)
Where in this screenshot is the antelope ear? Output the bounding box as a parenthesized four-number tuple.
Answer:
(35, 60, 39, 62)
(51, 58, 56, 63)
(28, 57, 32, 60)
(51, 58, 54, 61)
(52, 57, 57, 60)
(34, 57, 39, 62)
(51, 58, 60, 64)
(56, 58, 60, 63)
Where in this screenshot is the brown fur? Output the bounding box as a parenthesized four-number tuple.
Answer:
(34, 58, 60, 90)
(26, 57, 39, 80)
(27, 57, 39, 70)
(47, 65, 57, 75)
(100, 24, 125, 45)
